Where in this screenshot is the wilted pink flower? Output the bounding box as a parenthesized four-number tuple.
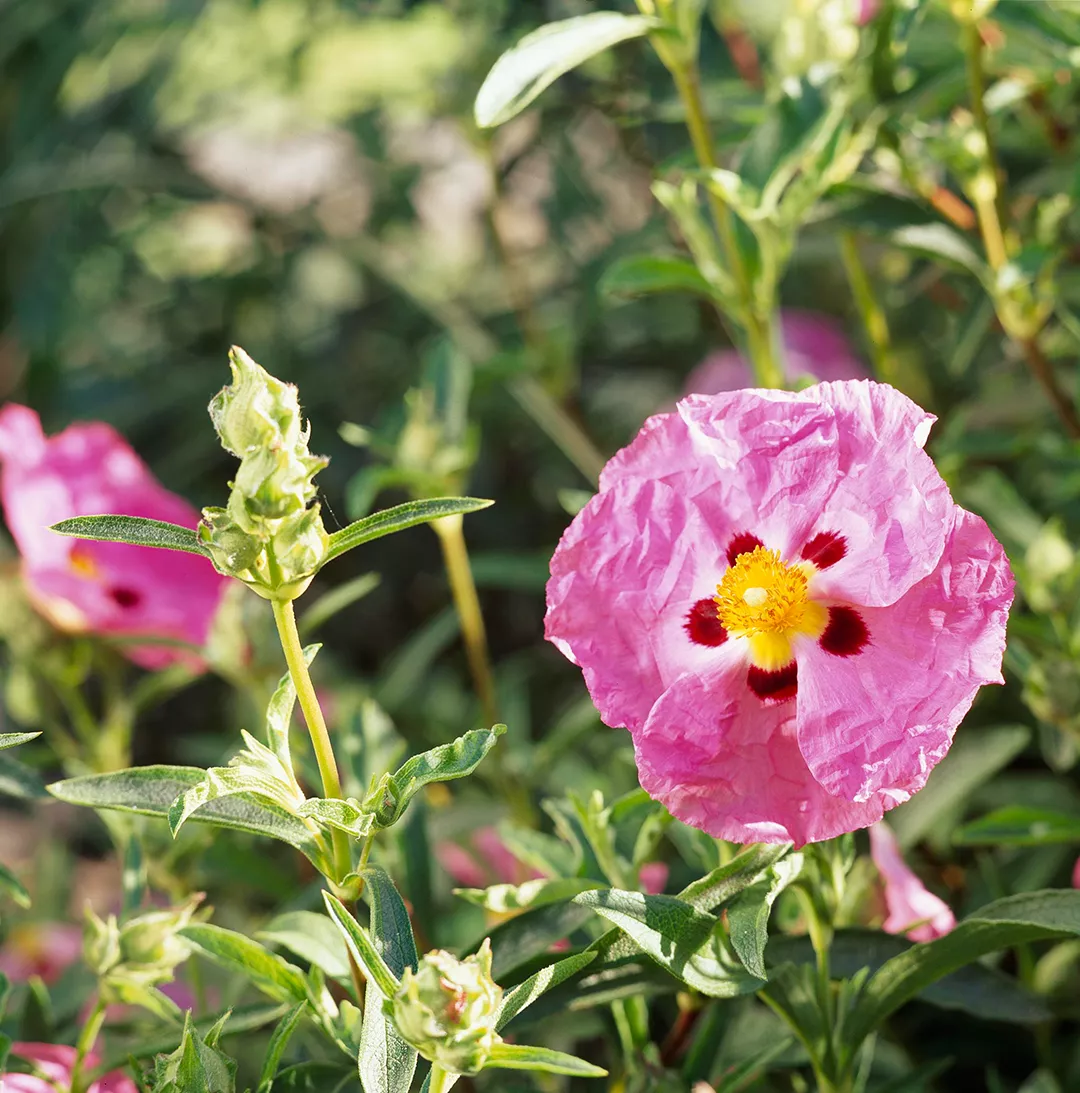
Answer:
(0, 923, 82, 984)
(0, 405, 228, 670)
(869, 822, 955, 941)
(4, 1043, 137, 1092)
(683, 312, 866, 397)
(545, 382, 1013, 845)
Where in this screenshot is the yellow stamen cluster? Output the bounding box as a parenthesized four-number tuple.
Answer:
(714, 546, 827, 670)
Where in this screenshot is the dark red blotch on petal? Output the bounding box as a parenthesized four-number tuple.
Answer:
(820, 606, 870, 656)
(747, 663, 798, 704)
(801, 531, 847, 569)
(726, 532, 765, 567)
(108, 587, 143, 610)
(685, 599, 728, 647)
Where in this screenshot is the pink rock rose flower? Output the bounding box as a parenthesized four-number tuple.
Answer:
(4, 1043, 137, 1093)
(0, 404, 228, 670)
(869, 822, 955, 942)
(1072, 856, 1080, 890)
(545, 381, 1013, 845)
(0, 922, 82, 985)
(683, 311, 867, 397)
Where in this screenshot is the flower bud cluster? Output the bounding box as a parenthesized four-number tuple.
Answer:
(388, 939, 502, 1075)
(84, 896, 202, 1006)
(200, 347, 329, 600)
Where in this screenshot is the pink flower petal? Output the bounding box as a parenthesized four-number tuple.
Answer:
(637, 861, 669, 895)
(0, 404, 228, 670)
(869, 822, 955, 942)
(0, 923, 83, 984)
(8, 1044, 137, 1093)
(796, 508, 1013, 803)
(1072, 856, 1080, 889)
(633, 661, 889, 845)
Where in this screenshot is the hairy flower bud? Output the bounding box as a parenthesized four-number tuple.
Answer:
(210, 346, 302, 457)
(389, 939, 502, 1075)
(201, 347, 330, 599)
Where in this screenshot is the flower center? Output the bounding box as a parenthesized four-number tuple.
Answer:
(714, 546, 827, 670)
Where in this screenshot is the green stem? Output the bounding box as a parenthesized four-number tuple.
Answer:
(963, 22, 1008, 240)
(432, 514, 498, 729)
(839, 232, 896, 385)
(270, 598, 351, 883)
(427, 1063, 451, 1093)
(70, 998, 107, 1093)
(669, 61, 784, 388)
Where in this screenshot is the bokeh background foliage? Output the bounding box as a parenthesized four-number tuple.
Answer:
(4, 0, 1080, 1090)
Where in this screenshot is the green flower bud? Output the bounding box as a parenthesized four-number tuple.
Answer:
(269, 506, 330, 599)
(84, 907, 122, 976)
(389, 939, 502, 1076)
(210, 346, 303, 457)
(199, 506, 263, 574)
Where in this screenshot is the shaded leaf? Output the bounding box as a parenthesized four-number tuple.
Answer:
(599, 254, 715, 300)
(0, 862, 30, 908)
(0, 732, 40, 750)
(455, 878, 604, 914)
(265, 646, 319, 772)
(0, 752, 46, 800)
(321, 892, 399, 999)
(678, 843, 793, 912)
(259, 911, 352, 982)
(257, 1002, 308, 1093)
(727, 853, 804, 979)
(954, 806, 1080, 847)
(496, 950, 597, 1031)
(475, 12, 653, 128)
(50, 515, 208, 557)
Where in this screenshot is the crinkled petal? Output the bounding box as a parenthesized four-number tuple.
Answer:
(796, 508, 1013, 803)
(632, 662, 889, 846)
(801, 381, 951, 606)
(869, 822, 955, 942)
(546, 475, 736, 731)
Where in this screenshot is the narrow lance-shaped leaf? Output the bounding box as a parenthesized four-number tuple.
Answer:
(257, 1002, 308, 1093)
(321, 892, 399, 999)
(475, 12, 655, 128)
(485, 1042, 607, 1077)
(0, 862, 30, 909)
(370, 725, 506, 827)
(179, 924, 309, 1005)
(322, 498, 493, 566)
(843, 890, 1080, 1056)
(599, 255, 715, 301)
(265, 645, 319, 772)
(258, 911, 352, 982)
(0, 752, 46, 800)
(496, 950, 598, 1031)
(454, 878, 604, 915)
(677, 843, 793, 912)
(726, 853, 805, 979)
(295, 798, 375, 839)
(0, 732, 40, 751)
(953, 806, 1080, 847)
(48, 766, 322, 866)
(50, 515, 209, 557)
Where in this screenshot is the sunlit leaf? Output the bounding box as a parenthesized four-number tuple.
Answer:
(50, 515, 208, 556)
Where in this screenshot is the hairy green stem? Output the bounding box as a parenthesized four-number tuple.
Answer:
(271, 598, 351, 883)
(669, 61, 784, 388)
(839, 232, 896, 385)
(70, 997, 107, 1093)
(427, 1063, 451, 1093)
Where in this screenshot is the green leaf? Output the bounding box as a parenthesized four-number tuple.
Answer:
(321, 892, 398, 998)
(0, 732, 40, 750)
(726, 853, 804, 979)
(257, 1002, 308, 1093)
(48, 766, 321, 863)
(474, 12, 654, 128)
(265, 646, 319, 773)
(169, 733, 303, 837)
(178, 924, 310, 1005)
(677, 843, 793, 912)
(573, 889, 762, 998)
(258, 911, 352, 982)
(273, 1062, 357, 1093)
(454, 878, 604, 914)
(0, 861, 30, 908)
(324, 880, 419, 1093)
(487, 901, 595, 981)
(496, 950, 597, 1031)
(296, 798, 375, 839)
(0, 752, 46, 800)
(372, 725, 505, 827)
(486, 1042, 607, 1077)
(843, 891, 1080, 1055)
(599, 254, 715, 300)
(888, 724, 1030, 848)
(300, 574, 380, 635)
(148, 1011, 238, 1093)
(954, 806, 1080, 847)
(767, 930, 1051, 1025)
(889, 223, 990, 283)
(49, 515, 208, 556)
(323, 498, 492, 566)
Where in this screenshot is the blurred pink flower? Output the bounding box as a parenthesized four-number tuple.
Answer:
(1072, 856, 1080, 889)
(869, 822, 955, 942)
(0, 923, 82, 984)
(0, 405, 228, 670)
(436, 826, 543, 889)
(638, 861, 669, 895)
(546, 381, 1013, 845)
(683, 312, 866, 397)
(5, 1043, 136, 1093)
